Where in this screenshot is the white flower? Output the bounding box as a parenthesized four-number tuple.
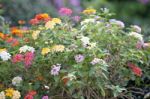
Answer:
(129, 32, 143, 41)
(81, 18, 95, 25)
(12, 90, 21, 99)
(44, 85, 50, 89)
(87, 42, 96, 49)
(0, 51, 11, 61)
(0, 91, 5, 99)
(80, 36, 90, 47)
(131, 25, 141, 33)
(19, 45, 35, 53)
(67, 73, 76, 81)
(12, 76, 22, 86)
(91, 58, 101, 65)
(109, 19, 125, 28)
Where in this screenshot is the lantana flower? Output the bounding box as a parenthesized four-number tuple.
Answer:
(19, 45, 35, 53)
(83, 8, 96, 14)
(51, 64, 61, 76)
(0, 50, 11, 61)
(59, 7, 72, 16)
(74, 54, 84, 63)
(12, 76, 23, 86)
(41, 48, 50, 55)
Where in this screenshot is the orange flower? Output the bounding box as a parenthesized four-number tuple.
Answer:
(35, 13, 50, 21)
(62, 77, 69, 85)
(11, 27, 23, 37)
(0, 32, 4, 39)
(18, 20, 26, 25)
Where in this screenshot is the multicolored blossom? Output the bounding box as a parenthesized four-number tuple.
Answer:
(51, 45, 65, 52)
(109, 19, 125, 28)
(24, 52, 34, 68)
(51, 64, 61, 76)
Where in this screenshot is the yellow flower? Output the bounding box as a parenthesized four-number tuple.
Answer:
(83, 8, 96, 14)
(41, 48, 50, 55)
(52, 18, 62, 24)
(32, 30, 40, 40)
(51, 45, 65, 52)
(45, 21, 56, 29)
(5, 88, 15, 97)
(0, 48, 6, 52)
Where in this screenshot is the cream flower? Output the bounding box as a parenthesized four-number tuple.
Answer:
(51, 45, 65, 52)
(32, 30, 40, 40)
(12, 90, 21, 99)
(19, 45, 35, 53)
(45, 21, 56, 29)
(0, 91, 5, 99)
(129, 32, 143, 41)
(81, 18, 95, 26)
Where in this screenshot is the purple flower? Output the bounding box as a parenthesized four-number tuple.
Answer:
(74, 54, 84, 63)
(51, 64, 61, 76)
(139, 0, 149, 4)
(72, 16, 80, 22)
(42, 95, 49, 99)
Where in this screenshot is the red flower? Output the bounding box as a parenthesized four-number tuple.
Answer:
(24, 90, 37, 99)
(127, 62, 142, 77)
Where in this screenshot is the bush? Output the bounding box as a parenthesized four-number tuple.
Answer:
(0, 8, 149, 99)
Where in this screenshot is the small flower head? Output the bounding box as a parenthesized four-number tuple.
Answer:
(59, 7, 73, 16)
(0, 51, 11, 61)
(52, 18, 62, 24)
(24, 52, 34, 68)
(12, 90, 21, 99)
(19, 45, 35, 53)
(42, 95, 49, 99)
(12, 54, 24, 63)
(131, 25, 141, 33)
(0, 91, 5, 99)
(45, 21, 56, 29)
(128, 32, 143, 41)
(51, 64, 61, 76)
(51, 45, 65, 52)
(41, 48, 50, 55)
(12, 76, 23, 86)
(109, 19, 125, 28)
(5, 88, 15, 97)
(83, 8, 96, 14)
(74, 54, 84, 63)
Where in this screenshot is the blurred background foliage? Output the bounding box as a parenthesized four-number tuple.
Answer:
(0, 0, 150, 41)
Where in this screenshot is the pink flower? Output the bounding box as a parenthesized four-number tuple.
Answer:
(24, 52, 34, 68)
(12, 54, 24, 63)
(59, 7, 72, 16)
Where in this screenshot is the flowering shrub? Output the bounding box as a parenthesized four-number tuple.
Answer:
(0, 8, 149, 98)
